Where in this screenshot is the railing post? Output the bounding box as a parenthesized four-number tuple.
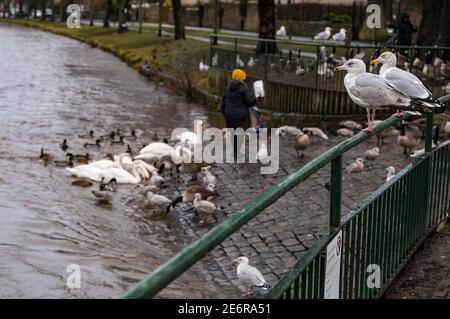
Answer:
(330, 155, 343, 231)
(425, 111, 434, 153)
(234, 37, 238, 69)
(314, 45, 320, 90)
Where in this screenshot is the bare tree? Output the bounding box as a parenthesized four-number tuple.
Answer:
(103, 0, 112, 27)
(257, 0, 277, 54)
(172, 0, 185, 40)
(158, 0, 163, 36)
(239, 0, 248, 31)
(40, 0, 46, 20)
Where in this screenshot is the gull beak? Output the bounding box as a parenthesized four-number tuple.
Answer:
(232, 259, 239, 265)
(334, 65, 344, 72)
(370, 58, 380, 65)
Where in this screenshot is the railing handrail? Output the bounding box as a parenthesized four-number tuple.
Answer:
(266, 138, 450, 298)
(210, 33, 450, 51)
(122, 94, 450, 299)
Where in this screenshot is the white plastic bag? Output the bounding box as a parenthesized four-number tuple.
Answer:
(253, 80, 265, 98)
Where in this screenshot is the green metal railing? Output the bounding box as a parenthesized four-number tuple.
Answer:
(210, 34, 450, 115)
(123, 94, 450, 299)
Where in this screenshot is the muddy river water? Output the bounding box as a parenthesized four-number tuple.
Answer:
(0, 23, 230, 298)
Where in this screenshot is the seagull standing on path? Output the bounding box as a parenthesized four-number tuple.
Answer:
(314, 27, 332, 41)
(371, 52, 444, 115)
(232, 257, 270, 296)
(335, 59, 411, 132)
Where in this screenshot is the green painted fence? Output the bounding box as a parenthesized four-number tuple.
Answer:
(122, 94, 450, 299)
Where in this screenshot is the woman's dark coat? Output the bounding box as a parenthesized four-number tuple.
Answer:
(221, 80, 257, 130)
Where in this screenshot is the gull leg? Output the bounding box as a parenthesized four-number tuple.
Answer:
(392, 109, 403, 118)
(362, 109, 373, 133)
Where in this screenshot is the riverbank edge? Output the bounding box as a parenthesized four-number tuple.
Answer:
(0, 18, 222, 112)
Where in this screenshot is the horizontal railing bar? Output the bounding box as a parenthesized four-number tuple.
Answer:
(122, 94, 449, 299)
(210, 34, 450, 51)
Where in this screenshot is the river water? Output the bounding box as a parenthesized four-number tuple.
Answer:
(0, 23, 228, 298)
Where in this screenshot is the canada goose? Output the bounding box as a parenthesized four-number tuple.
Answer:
(60, 139, 69, 151)
(111, 136, 125, 145)
(345, 158, 364, 174)
(336, 128, 355, 137)
(71, 179, 93, 187)
(146, 191, 172, 207)
(386, 166, 396, 182)
(232, 256, 270, 296)
(78, 130, 94, 139)
(364, 147, 380, 161)
(193, 193, 221, 222)
(339, 121, 362, 130)
(397, 124, 420, 155)
(201, 166, 217, 187)
(54, 153, 74, 167)
(39, 148, 51, 164)
(167, 184, 218, 212)
(84, 139, 101, 148)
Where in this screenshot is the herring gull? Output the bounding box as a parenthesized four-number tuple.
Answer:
(371, 52, 444, 114)
(314, 27, 332, 41)
(335, 59, 411, 132)
(232, 257, 270, 295)
(332, 28, 347, 42)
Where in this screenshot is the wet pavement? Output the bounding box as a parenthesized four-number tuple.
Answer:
(1, 23, 447, 299)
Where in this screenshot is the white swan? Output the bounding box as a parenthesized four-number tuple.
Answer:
(132, 160, 158, 174)
(139, 142, 174, 155)
(66, 164, 104, 182)
(89, 159, 122, 170)
(100, 165, 143, 184)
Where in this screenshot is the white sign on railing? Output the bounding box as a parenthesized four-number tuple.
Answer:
(324, 230, 342, 299)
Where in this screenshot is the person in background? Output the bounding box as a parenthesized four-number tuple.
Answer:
(221, 69, 257, 159)
(397, 13, 417, 46)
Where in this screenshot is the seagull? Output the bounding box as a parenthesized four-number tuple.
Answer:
(386, 166, 396, 182)
(371, 52, 444, 115)
(247, 57, 255, 67)
(211, 53, 219, 67)
(232, 257, 270, 296)
(314, 27, 332, 41)
(276, 26, 287, 37)
(335, 59, 412, 132)
(332, 28, 346, 42)
(199, 61, 209, 72)
(236, 54, 245, 68)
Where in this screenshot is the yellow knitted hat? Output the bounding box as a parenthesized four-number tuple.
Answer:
(231, 69, 247, 81)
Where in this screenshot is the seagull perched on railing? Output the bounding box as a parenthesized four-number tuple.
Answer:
(371, 52, 445, 114)
(276, 26, 287, 37)
(332, 28, 347, 42)
(314, 27, 332, 41)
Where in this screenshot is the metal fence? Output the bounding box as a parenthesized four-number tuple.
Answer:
(122, 94, 450, 299)
(210, 34, 450, 115)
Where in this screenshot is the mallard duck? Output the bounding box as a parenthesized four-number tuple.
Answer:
(99, 131, 116, 141)
(111, 136, 124, 145)
(71, 179, 93, 187)
(39, 148, 51, 164)
(54, 153, 74, 167)
(78, 130, 94, 139)
(72, 152, 90, 164)
(92, 178, 117, 204)
(60, 139, 69, 152)
(123, 130, 137, 140)
(84, 139, 101, 148)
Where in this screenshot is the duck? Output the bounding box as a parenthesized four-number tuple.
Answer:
(151, 132, 159, 142)
(293, 132, 311, 158)
(134, 184, 160, 196)
(336, 128, 355, 137)
(176, 162, 209, 181)
(397, 124, 420, 156)
(54, 153, 74, 167)
(386, 166, 396, 182)
(345, 158, 364, 174)
(125, 144, 133, 156)
(111, 136, 125, 145)
(60, 139, 69, 151)
(78, 130, 94, 139)
(72, 152, 90, 164)
(303, 127, 329, 140)
(84, 139, 101, 148)
(364, 147, 380, 161)
(99, 131, 116, 141)
(39, 148, 51, 164)
(123, 130, 137, 140)
(339, 121, 362, 130)
(92, 178, 117, 204)
(167, 184, 217, 212)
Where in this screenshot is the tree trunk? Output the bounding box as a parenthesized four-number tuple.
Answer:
(417, 0, 441, 46)
(198, 4, 204, 28)
(40, 0, 46, 21)
(257, 0, 277, 54)
(18, 0, 23, 17)
(117, 0, 129, 32)
(89, 0, 94, 26)
(172, 0, 184, 40)
(50, 0, 55, 21)
(239, 0, 248, 31)
(60, 0, 68, 22)
(158, 0, 163, 36)
(103, 0, 112, 27)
